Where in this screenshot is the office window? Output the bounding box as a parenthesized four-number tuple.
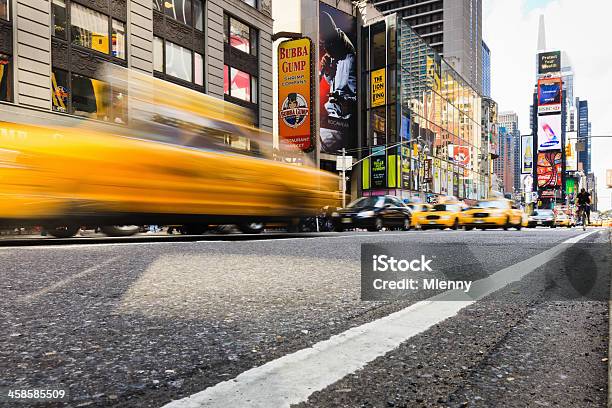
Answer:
(193, 0, 203, 31)
(51, 68, 70, 112)
(229, 18, 250, 53)
(242, 0, 256, 7)
(0, 0, 8, 21)
(230, 67, 250, 101)
(165, 41, 192, 82)
(223, 65, 229, 95)
(194, 52, 204, 86)
(155, 38, 203, 88)
(0, 54, 12, 102)
(52, 0, 67, 38)
(112, 20, 126, 59)
(71, 73, 111, 120)
(224, 65, 257, 104)
(225, 16, 257, 56)
(153, 36, 164, 72)
(250, 76, 258, 104)
(164, 0, 192, 26)
(71, 3, 109, 54)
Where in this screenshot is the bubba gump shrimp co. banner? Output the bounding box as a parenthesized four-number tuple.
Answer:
(277, 38, 314, 151)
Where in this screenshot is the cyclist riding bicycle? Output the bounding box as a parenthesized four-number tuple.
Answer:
(575, 188, 591, 226)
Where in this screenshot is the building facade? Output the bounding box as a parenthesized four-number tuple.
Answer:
(498, 111, 520, 193)
(494, 126, 515, 195)
(360, 14, 488, 203)
(481, 40, 490, 98)
(0, 0, 273, 132)
(370, 0, 482, 94)
(577, 99, 590, 173)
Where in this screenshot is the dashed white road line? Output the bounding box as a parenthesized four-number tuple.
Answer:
(160, 230, 599, 408)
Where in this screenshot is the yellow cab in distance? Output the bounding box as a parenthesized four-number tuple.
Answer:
(413, 197, 463, 230)
(554, 212, 573, 228)
(460, 199, 524, 230)
(405, 202, 432, 228)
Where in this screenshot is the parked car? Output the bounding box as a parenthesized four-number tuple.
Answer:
(413, 203, 463, 230)
(331, 196, 412, 232)
(459, 199, 524, 230)
(527, 209, 556, 228)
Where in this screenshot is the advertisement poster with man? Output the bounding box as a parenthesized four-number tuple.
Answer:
(537, 114, 562, 151)
(319, 3, 357, 154)
(278, 38, 313, 151)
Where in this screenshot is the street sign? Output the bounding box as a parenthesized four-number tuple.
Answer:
(336, 155, 353, 171)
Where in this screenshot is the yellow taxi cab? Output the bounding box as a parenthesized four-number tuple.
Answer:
(554, 212, 573, 228)
(460, 199, 524, 230)
(405, 203, 432, 228)
(413, 202, 463, 230)
(602, 219, 612, 227)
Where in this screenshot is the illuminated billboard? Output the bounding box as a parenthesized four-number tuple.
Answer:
(537, 114, 562, 151)
(537, 152, 562, 188)
(319, 3, 357, 154)
(520, 135, 534, 174)
(538, 51, 561, 74)
(537, 78, 562, 114)
(278, 38, 313, 151)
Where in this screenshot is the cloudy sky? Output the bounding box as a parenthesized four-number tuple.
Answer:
(483, 0, 612, 210)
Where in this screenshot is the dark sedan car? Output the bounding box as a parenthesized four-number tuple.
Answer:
(331, 195, 412, 232)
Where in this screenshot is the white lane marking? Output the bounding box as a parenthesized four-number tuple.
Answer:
(160, 231, 596, 408)
(563, 229, 600, 244)
(18, 258, 116, 302)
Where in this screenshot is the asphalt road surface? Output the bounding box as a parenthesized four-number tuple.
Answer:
(1, 228, 610, 408)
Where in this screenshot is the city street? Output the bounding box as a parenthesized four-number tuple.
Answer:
(1, 228, 610, 407)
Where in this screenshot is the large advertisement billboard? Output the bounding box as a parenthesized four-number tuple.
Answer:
(537, 152, 562, 188)
(520, 135, 534, 174)
(537, 78, 562, 114)
(319, 3, 357, 154)
(278, 38, 313, 151)
(538, 51, 561, 74)
(537, 114, 562, 151)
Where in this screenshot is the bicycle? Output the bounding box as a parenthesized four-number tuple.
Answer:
(576, 205, 587, 231)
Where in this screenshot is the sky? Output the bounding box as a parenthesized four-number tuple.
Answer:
(483, 0, 612, 210)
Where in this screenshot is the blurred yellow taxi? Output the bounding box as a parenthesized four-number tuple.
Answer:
(413, 203, 463, 230)
(554, 213, 573, 228)
(0, 66, 340, 237)
(460, 199, 524, 230)
(405, 203, 432, 228)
